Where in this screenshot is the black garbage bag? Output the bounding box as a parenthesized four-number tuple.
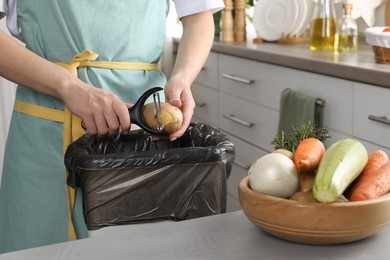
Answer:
(65, 123, 235, 230)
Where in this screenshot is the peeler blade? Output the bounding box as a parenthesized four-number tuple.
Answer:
(128, 86, 166, 135)
(153, 92, 164, 131)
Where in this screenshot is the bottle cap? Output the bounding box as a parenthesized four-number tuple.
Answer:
(343, 3, 352, 10)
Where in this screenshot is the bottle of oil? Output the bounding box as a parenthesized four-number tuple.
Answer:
(309, 0, 337, 51)
(335, 1, 358, 52)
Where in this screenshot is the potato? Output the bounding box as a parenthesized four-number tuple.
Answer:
(143, 102, 183, 134)
(290, 191, 318, 203)
(299, 170, 315, 192)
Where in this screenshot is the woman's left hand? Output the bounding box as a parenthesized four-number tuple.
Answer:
(163, 10, 214, 141)
(164, 76, 195, 141)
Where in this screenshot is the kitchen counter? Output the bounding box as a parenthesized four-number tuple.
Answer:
(174, 37, 390, 88)
(1, 210, 390, 260)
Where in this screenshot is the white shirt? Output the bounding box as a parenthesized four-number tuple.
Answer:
(0, 0, 224, 39)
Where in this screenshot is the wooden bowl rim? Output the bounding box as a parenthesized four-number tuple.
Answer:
(239, 176, 390, 207)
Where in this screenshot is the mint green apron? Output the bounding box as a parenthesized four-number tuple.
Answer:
(0, 0, 167, 253)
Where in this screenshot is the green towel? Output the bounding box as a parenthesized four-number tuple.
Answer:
(277, 88, 324, 133)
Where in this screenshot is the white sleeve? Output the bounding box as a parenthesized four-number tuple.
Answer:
(0, 0, 6, 14)
(173, 0, 225, 18)
(0, 0, 21, 39)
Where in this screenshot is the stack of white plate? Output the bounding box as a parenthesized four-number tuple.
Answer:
(253, 0, 313, 41)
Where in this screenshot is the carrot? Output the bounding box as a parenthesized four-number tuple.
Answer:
(293, 138, 325, 171)
(350, 160, 390, 201)
(348, 150, 388, 197)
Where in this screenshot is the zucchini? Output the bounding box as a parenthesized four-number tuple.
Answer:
(313, 139, 368, 203)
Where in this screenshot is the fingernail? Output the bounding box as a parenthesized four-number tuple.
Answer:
(170, 137, 177, 142)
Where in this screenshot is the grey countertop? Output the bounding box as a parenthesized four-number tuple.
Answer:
(174, 37, 390, 88)
(1, 211, 390, 260)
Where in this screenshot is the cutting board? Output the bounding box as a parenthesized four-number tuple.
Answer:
(386, 0, 390, 26)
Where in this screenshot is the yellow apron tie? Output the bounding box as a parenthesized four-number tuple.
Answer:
(14, 50, 158, 241)
(56, 50, 159, 72)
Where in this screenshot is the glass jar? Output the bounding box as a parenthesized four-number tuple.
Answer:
(309, 0, 337, 51)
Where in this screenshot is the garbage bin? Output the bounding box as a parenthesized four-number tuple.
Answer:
(65, 123, 235, 230)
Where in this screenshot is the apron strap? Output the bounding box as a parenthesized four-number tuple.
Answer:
(56, 50, 159, 72)
(14, 50, 159, 241)
(14, 101, 65, 123)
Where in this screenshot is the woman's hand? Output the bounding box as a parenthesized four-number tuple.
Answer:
(0, 30, 131, 137)
(164, 10, 214, 141)
(164, 76, 195, 141)
(60, 76, 131, 136)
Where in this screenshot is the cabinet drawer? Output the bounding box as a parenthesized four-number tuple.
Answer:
(224, 133, 267, 200)
(227, 192, 241, 212)
(194, 52, 218, 90)
(293, 83, 353, 135)
(192, 83, 219, 125)
(330, 129, 390, 157)
(219, 92, 279, 152)
(219, 54, 284, 109)
(218, 54, 354, 134)
(353, 83, 390, 149)
(228, 133, 268, 175)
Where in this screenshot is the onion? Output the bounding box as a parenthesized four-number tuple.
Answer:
(249, 153, 299, 198)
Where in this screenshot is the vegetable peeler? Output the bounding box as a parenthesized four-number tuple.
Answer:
(81, 87, 166, 135)
(128, 86, 166, 135)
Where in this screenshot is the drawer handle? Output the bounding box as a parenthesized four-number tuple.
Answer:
(222, 74, 254, 85)
(223, 114, 255, 128)
(195, 102, 207, 108)
(368, 115, 390, 125)
(235, 160, 251, 171)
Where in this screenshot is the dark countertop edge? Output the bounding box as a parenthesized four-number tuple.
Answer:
(173, 37, 390, 89)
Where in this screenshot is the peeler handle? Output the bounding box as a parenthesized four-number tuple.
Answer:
(128, 87, 167, 135)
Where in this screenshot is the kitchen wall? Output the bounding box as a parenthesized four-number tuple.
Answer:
(372, 2, 386, 26)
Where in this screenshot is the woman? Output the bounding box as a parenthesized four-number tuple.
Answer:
(0, 0, 224, 253)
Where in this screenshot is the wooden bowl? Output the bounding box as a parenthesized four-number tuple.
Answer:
(238, 176, 390, 245)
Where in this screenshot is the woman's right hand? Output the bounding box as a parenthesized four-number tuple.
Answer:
(0, 30, 130, 136)
(60, 77, 131, 136)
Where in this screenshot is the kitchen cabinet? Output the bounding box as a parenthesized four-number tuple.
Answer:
(223, 134, 267, 212)
(353, 83, 390, 149)
(191, 83, 219, 126)
(190, 52, 219, 127)
(190, 50, 390, 212)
